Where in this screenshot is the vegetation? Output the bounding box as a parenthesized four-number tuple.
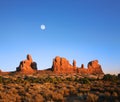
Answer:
(0, 74, 120, 102)
(103, 74, 118, 81)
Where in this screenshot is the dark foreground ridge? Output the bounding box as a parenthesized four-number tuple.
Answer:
(0, 54, 104, 75)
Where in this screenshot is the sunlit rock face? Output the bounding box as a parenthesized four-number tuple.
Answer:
(52, 56, 104, 75)
(16, 55, 104, 75)
(52, 56, 76, 73)
(87, 60, 104, 74)
(16, 54, 37, 73)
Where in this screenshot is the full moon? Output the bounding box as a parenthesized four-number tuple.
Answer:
(40, 24, 46, 30)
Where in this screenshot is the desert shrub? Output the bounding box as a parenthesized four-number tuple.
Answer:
(0, 76, 2, 83)
(118, 73, 120, 80)
(104, 91, 111, 97)
(52, 92, 64, 102)
(15, 95, 21, 102)
(10, 87, 18, 94)
(41, 89, 53, 101)
(77, 92, 83, 97)
(103, 74, 118, 81)
(24, 76, 34, 83)
(91, 87, 104, 93)
(74, 77, 79, 82)
(21, 96, 32, 102)
(69, 87, 77, 95)
(103, 74, 111, 80)
(24, 76, 43, 83)
(66, 77, 74, 81)
(112, 92, 118, 97)
(2, 89, 19, 102)
(79, 87, 90, 94)
(55, 77, 62, 83)
(63, 87, 70, 96)
(58, 89, 64, 95)
(98, 93, 106, 102)
(15, 77, 23, 84)
(33, 78, 40, 83)
(2, 78, 13, 84)
(43, 76, 62, 84)
(79, 78, 90, 84)
(50, 77, 59, 84)
(38, 78, 45, 84)
(33, 94, 44, 102)
(43, 76, 53, 83)
(86, 93, 98, 102)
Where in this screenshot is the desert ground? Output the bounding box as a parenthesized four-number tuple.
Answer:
(0, 72, 120, 102)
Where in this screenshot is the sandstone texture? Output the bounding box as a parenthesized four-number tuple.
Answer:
(0, 54, 104, 75)
(52, 56, 76, 73)
(16, 54, 37, 73)
(87, 60, 104, 74)
(52, 56, 104, 75)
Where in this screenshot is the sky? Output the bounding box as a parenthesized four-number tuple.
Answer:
(0, 0, 120, 74)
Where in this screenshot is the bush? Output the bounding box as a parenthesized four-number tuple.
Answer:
(112, 92, 118, 97)
(52, 92, 64, 101)
(86, 93, 99, 102)
(33, 94, 44, 102)
(15, 77, 23, 84)
(2, 77, 13, 84)
(118, 73, 120, 80)
(103, 74, 118, 81)
(79, 78, 90, 84)
(0, 76, 2, 83)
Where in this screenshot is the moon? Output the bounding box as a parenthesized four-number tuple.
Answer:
(40, 24, 46, 30)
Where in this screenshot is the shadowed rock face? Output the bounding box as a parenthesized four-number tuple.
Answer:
(52, 56, 76, 73)
(52, 56, 104, 75)
(16, 54, 37, 73)
(73, 60, 76, 68)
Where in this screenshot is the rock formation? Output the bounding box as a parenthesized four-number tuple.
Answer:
(87, 60, 104, 74)
(0, 54, 104, 75)
(81, 64, 84, 68)
(52, 56, 104, 75)
(16, 54, 37, 73)
(52, 56, 76, 73)
(73, 60, 76, 68)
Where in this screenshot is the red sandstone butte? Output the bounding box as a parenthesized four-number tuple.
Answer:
(87, 60, 104, 74)
(52, 56, 104, 74)
(16, 54, 37, 73)
(52, 56, 76, 73)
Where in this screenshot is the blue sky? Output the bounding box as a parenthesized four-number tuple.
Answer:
(0, 0, 120, 74)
